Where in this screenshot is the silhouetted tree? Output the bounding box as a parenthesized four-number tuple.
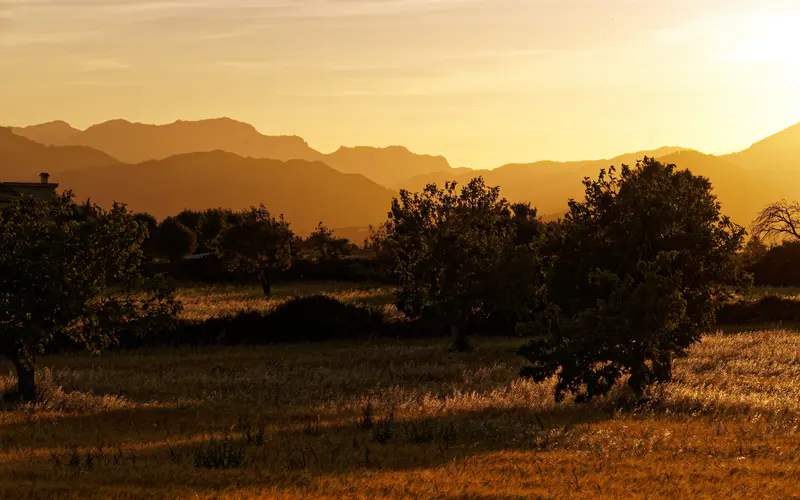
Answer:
(197, 208, 235, 253)
(748, 240, 800, 287)
(175, 210, 203, 233)
(215, 205, 293, 297)
(383, 177, 517, 351)
(132, 212, 159, 260)
(156, 217, 197, 263)
(519, 158, 746, 401)
(752, 200, 800, 242)
(0, 194, 179, 402)
(739, 236, 768, 271)
(307, 222, 352, 261)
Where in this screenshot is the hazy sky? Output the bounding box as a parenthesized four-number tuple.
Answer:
(2, 0, 800, 168)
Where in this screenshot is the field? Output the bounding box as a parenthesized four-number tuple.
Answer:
(1, 283, 800, 498)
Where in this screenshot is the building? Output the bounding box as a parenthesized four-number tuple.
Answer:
(0, 173, 59, 208)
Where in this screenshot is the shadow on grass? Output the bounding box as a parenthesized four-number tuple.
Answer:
(0, 400, 623, 496)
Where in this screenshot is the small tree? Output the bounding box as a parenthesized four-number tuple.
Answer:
(197, 208, 235, 253)
(307, 222, 352, 261)
(383, 177, 517, 351)
(518, 158, 746, 401)
(215, 205, 293, 297)
(0, 194, 179, 402)
(156, 217, 197, 263)
(752, 200, 800, 243)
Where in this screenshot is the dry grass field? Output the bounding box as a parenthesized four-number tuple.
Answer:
(1, 284, 799, 498)
(175, 282, 397, 321)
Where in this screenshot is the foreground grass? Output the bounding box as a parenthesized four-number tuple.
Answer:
(1, 330, 799, 498)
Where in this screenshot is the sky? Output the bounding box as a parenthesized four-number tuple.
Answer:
(2, 0, 800, 169)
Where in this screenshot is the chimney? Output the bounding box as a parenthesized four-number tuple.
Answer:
(40, 172, 50, 184)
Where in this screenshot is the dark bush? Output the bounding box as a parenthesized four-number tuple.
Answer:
(748, 241, 800, 287)
(266, 295, 381, 342)
(717, 295, 800, 325)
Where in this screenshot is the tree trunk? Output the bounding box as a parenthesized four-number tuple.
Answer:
(258, 269, 272, 298)
(450, 323, 470, 352)
(11, 357, 36, 403)
(652, 352, 673, 383)
(627, 359, 651, 400)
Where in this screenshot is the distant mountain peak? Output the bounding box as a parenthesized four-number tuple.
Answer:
(724, 121, 800, 170)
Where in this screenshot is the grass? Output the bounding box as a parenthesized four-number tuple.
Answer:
(1, 326, 800, 498)
(176, 282, 397, 321)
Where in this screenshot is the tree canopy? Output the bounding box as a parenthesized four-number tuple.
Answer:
(214, 205, 294, 297)
(382, 177, 522, 351)
(0, 194, 179, 402)
(518, 158, 747, 401)
(156, 217, 197, 263)
(306, 222, 352, 261)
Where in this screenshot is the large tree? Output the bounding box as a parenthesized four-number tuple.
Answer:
(0, 194, 179, 402)
(214, 205, 294, 297)
(519, 158, 746, 401)
(383, 177, 519, 351)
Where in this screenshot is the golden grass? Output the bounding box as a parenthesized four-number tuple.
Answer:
(176, 282, 397, 321)
(1, 329, 799, 498)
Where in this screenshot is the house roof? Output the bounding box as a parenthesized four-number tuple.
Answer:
(0, 182, 59, 188)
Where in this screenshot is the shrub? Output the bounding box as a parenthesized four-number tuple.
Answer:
(717, 295, 800, 325)
(748, 241, 800, 287)
(266, 295, 380, 342)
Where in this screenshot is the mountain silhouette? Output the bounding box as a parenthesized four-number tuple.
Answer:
(7, 117, 800, 229)
(11, 119, 456, 188)
(57, 151, 395, 234)
(723, 122, 800, 171)
(11, 121, 81, 146)
(325, 146, 453, 188)
(0, 127, 120, 180)
(399, 147, 791, 226)
(46, 118, 323, 164)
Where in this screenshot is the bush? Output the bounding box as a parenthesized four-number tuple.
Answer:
(717, 295, 800, 325)
(266, 295, 381, 342)
(748, 241, 800, 287)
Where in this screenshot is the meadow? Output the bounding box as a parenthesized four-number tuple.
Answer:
(1, 283, 800, 498)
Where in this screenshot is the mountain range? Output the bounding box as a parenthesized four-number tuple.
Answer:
(11, 118, 454, 188)
(4, 117, 800, 234)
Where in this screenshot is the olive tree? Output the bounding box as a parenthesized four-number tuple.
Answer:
(383, 178, 518, 351)
(214, 205, 293, 297)
(0, 194, 179, 402)
(519, 158, 746, 401)
(307, 222, 352, 261)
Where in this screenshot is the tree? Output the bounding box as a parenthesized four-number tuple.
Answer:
(156, 217, 197, 263)
(197, 208, 235, 253)
(175, 210, 203, 233)
(132, 212, 159, 260)
(752, 200, 800, 243)
(518, 158, 746, 401)
(0, 194, 179, 402)
(215, 205, 294, 297)
(307, 222, 352, 261)
(383, 177, 517, 351)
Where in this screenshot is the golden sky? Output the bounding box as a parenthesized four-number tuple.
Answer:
(2, 0, 800, 169)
